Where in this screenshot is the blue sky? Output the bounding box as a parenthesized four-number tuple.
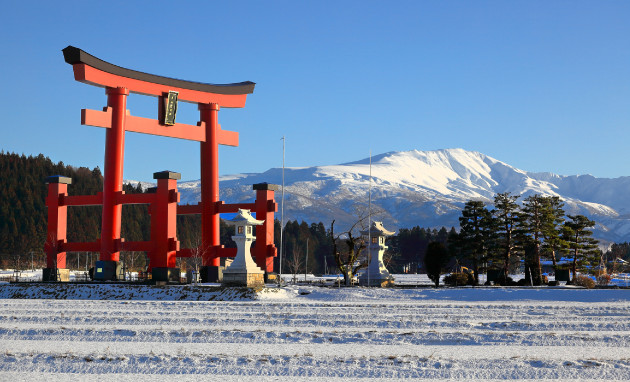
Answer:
(1, 1, 629, 181)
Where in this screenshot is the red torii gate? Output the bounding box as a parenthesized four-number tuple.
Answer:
(43, 46, 278, 282)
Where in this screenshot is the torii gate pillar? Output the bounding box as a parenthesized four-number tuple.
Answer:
(199, 103, 221, 271)
(100, 87, 129, 264)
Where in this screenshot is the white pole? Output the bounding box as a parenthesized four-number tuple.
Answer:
(279, 136, 285, 286)
(305, 237, 309, 282)
(368, 150, 372, 287)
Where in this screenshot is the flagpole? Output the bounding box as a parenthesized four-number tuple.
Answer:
(368, 150, 372, 287)
(279, 136, 285, 286)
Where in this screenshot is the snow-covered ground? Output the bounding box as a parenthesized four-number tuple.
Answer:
(0, 283, 629, 380)
(5, 269, 630, 287)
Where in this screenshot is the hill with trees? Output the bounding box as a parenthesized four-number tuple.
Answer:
(0, 152, 236, 270)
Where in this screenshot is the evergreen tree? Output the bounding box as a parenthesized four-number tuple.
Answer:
(540, 196, 568, 269)
(310, 222, 330, 274)
(519, 194, 550, 285)
(491, 192, 521, 281)
(562, 215, 600, 282)
(458, 200, 493, 285)
(424, 241, 451, 287)
(395, 226, 431, 273)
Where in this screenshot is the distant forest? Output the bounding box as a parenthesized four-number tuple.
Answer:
(0, 151, 235, 270)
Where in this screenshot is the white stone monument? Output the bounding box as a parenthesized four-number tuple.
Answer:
(222, 209, 265, 287)
(359, 221, 395, 287)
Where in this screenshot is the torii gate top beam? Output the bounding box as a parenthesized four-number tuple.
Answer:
(62, 46, 255, 107)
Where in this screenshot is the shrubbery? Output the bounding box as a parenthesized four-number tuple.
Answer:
(495, 275, 515, 286)
(444, 272, 471, 286)
(574, 275, 596, 289)
(596, 274, 611, 286)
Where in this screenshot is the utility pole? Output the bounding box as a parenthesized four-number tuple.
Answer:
(279, 136, 285, 286)
(368, 150, 372, 287)
(305, 237, 309, 282)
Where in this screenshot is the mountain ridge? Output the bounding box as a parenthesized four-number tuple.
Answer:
(127, 148, 630, 244)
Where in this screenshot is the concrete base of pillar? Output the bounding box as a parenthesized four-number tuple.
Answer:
(265, 272, 278, 283)
(152, 267, 181, 283)
(222, 272, 264, 287)
(42, 268, 70, 282)
(94, 260, 119, 281)
(199, 265, 224, 283)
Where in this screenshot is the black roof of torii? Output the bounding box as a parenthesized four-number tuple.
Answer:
(62, 46, 255, 95)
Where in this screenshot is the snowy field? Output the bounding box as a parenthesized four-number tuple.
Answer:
(0, 283, 629, 381)
(4, 269, 630, 287)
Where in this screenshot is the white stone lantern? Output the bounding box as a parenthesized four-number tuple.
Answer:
(222, 209, 265, 287)
(359, 221, 395, 287)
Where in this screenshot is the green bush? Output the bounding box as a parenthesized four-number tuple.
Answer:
(574, 275, 595, 289)
(444, 272, 470, 286)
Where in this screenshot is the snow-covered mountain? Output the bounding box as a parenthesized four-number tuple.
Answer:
(129, 149, 630, 244)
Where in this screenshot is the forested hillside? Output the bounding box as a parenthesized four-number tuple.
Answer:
(0, 152, 148, 255)
(0, 152, 239, 267)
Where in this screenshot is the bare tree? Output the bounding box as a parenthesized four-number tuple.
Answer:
(187, 235, 207, 285)
(382, 250, 395, 269)
(121, 250, 143, 272)
(9, 252, 21, 271)
(43, 232, 58, 270)
(330, 219, 367, 286)
(286, 248, 304, 284)
(329, 204, 387, 286)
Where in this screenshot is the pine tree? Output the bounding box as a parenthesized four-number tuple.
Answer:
(519, 194, 550, 285)
(491, 192, 521, 282)
(458, 200, 493, 284)
(562, 215, 599, 282)
(540, 196, 567, 270)
(310, 222, 330, 274)
(424, 241, 451, 287)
